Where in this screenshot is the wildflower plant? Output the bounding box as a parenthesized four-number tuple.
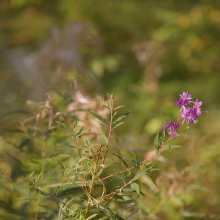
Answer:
(16, 92, 207, 220)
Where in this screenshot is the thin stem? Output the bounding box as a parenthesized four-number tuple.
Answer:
(84, 145, 102, 218)
(101, 134, 173, 181)
(102, 95, 114, 165)
(103, 136, 173, 205)
(73, 132, 81, 159)
(107, 95, 114, 148)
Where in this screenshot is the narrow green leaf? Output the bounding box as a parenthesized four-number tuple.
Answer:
(160, 129, 165, 143)
(56, 186, 85, 198)
(112, 112, 130, 124)
(113, 154, 128, 168)
(114, 193, 134, 204)
(62, 144, 76, 149)
(86, 138, 91, 147)
(86, 110, 109, 126)
(132, 171, 147, 182)
(131, 152, 140, 169)
(77, 128, 90, 138)
(47, 182, 71, 188)
(113, 111, 118, 118)
(148, 172, 158, 188)
(86, 214, 99, 220)
(154, 132, 160, 150)
(100, 129, 108, 145)
(56, 121, 72, 133)
(131, 182, 140, 195)
(98, 205, 124, 220)
(158, 129, 165, 148)
(103, 105, 110, 110)
(35, 171, 42, 183)
(162, 145, 182, 151)
(28, 171, 35, 178)
(73, 121, 78, 130)
(107, 102, 112, 111)
(17, 195, 48, 200)
(53, 157, 66, 169)
(112, 122, 124, 131)
(114, 105, 125, 111)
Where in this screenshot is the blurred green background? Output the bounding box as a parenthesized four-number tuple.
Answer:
(0, 0, 220, 219)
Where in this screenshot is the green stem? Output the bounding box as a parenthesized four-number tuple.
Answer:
(84, 155, 99, 218)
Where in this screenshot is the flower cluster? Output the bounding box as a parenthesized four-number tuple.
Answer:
(163, 92, 207, 136)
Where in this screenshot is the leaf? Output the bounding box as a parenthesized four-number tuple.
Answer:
(47, 182, 71, 188)
(86, 138, 91, 147)
(56, 121, 72, 133)
(73, 121, 78, 130)
(35, 171, 42, 183)
(131, 182, 140, 194)
(100, 129, 108, 145)
(53, 157, 66, 169)
(107, 102, 112, 111)
(159, 129, 165, 147)
(29, 171, 35, 178)
(86, 110, 109, 126)
(86, 214, 99, 220)
(77, 128, 90, 138)
(131, 152, 140, 169)
(154, 132, 160, 150)
(148, 172, 158, 188)
(162, 145, 182, 151)
(113, 154, 128, 168)
(132, 171, 147, 182)
(61, 144, 77, 149)
(56, 186, 85, 198)
(103, 105, 110, 110)
(19, 138, 31, 149)
(114, 105, 125, 111)
(112, 112, 130, 124)
(114, 193, 134, 204)
(98, 205, 124, 220)
(17, 195, 48, 200)
(112, 122, 124, 131)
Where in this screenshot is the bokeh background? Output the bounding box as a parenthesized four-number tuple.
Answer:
(0, 0, 220, 219)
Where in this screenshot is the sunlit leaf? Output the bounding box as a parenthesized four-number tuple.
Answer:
(148, 172, 158, 188)
(86, 214, 99, 220)
(86, 110, 109, 126)
(56, 121, 72, 133)
(112, 122, 124, 131)
(17, 195, 48, 200)
(100, 129, 108, 145)
(53, 157, 66, 169)
(162, 145, 182, 151)
(35, 171, 42, 183)
(114, 105, 125, 111)
(98, 205, 124, 220)
(86, 138, 91, 147)
(131, 182, 140, 194)
(112, 112, 130, 124)
(154, 132, 160, 150)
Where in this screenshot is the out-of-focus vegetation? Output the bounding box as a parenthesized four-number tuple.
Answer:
(0, 0, 220, 219)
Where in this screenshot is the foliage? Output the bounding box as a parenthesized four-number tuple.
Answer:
(0, 0, 220, 219)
